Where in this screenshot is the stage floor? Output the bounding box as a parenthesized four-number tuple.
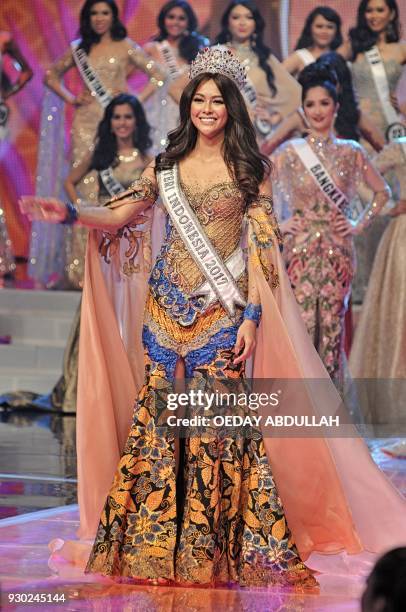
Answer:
(0, 411, 405, 611)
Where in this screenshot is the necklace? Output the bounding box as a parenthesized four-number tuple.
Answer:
(118, 149, 139, 163)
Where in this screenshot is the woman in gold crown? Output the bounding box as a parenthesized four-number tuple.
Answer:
(21, 46, 406, 588)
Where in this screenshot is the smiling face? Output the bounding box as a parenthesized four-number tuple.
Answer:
(110, 103, 136, 140)
(364, 0, 395, 34)
(228, 4, 256, 44)
(164, 6, 189, 39)
(90, 2, 113, 36)
(310, 14, 337, 49)
(303, 85, 337, 133)
(190, 79, 228, 139)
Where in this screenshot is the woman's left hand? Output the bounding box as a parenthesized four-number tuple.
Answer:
(233, 319, 257, 365)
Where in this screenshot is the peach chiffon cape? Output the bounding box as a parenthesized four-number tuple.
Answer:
(61, 203, 406, 572)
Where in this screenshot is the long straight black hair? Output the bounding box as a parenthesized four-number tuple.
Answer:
(156, 73, 270, 205)
(78, 0, 127, 54)
(154, 1, 208, 63)
(215, 1, 276, 96)
(349, 0, 401, 59)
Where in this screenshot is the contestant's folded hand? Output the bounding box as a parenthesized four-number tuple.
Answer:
(19, 196, 67, 224)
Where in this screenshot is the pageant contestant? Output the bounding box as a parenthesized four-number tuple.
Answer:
(215, 1, 301, 143)
(0, 94, 151, 417)
(271, 64, 390, 384)
(21, 47, 406, 587)
(262, 52, 385, 157)
(283, 6, 343, 77)
(350, 137, 406, 452)
(0, 31, 32, 278)
(37, 0, 164, 288)
(144, 0, 208, 153)
(338, 0, 406, 301)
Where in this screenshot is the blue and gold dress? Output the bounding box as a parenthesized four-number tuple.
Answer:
(85, 170, 316, 587)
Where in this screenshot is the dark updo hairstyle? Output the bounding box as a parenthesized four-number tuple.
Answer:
(299, 62, 339, 106)
(349, 0, 401, 60)
(215, 1, 276, 96)
(91, 94, 151, 170)
(78, 0, 127, 54)
(315, 52, 360, 141)
(154, 1, 209, 63)
(295, 6, 343, 51)
(156, 72, 271, 205)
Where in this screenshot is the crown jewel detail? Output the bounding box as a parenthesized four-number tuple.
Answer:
(189, 45, 247, 88)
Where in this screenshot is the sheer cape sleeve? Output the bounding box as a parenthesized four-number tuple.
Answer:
(245, 187, 406, 566)
(75, 168, 162, 540)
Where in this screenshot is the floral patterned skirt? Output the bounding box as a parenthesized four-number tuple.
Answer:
(85, 292, 317, 588)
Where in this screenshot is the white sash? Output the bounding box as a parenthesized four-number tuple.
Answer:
(365, 46, 406, 142)
(157, 164, 247, 319)
(158, 41, 182, 81)
(99, 167, 125, 197)
(71, 41, 113, 109)
(292, 140, 361, 221)
(296, 48, 315, 67)
(241, 74, 272, 137)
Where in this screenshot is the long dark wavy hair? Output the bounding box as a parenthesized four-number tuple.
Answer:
(91, 94, 151, 170)
(215, 1, 276, 96)
(78, 0, 127, 54)
(295, 6, 343, 51)
(156, 73, 271, 205)
(315, 52, 361, 140)
(349, 0, 401, 59)
(299, 61, 362, 141)
(154, 1, 208, 63)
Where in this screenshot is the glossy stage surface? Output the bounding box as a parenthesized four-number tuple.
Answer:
(1, 411, 405, 611)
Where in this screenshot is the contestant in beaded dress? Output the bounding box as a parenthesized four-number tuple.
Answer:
(215, 2, 301, 144)
(337, 5, 406, 302)
(272, 135, 389, 384)
(350, 138, 406, 433)
(143, 1, 208, 154)
(39, 6, 164, 288)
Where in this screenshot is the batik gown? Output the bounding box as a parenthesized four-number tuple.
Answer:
(272, 135, 389, 384)
(85, 173, 317, 587)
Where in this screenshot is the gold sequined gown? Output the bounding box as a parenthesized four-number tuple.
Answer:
(45, 39, 162, 287)
(350, 54, 404, 302)
(85, 172, 316, 588)
(349, 139, 406, 429)
(272, 135, 389, 383)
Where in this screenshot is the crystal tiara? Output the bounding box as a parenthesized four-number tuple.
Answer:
(189, 45, 247, 88)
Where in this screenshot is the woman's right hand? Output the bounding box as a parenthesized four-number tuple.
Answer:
(280, 216, 303, 235)
(19, 196, 68, 224)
